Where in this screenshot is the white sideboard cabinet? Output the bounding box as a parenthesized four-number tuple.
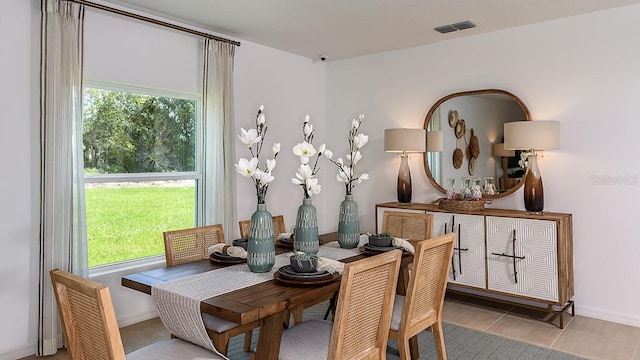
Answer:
(376, 202, 574, 328)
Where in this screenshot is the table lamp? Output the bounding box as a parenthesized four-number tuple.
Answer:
(384, 128, 426, 203)
(504, 121, 559, 213)
(492, 143, 515, 191)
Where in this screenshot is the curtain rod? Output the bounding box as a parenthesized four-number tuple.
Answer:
(69, 0, 241, 47)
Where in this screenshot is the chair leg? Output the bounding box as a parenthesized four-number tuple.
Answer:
(432, 321, 447, 360)
(243, 330, 253, 352)
(323, 292, 338, 321)
(398, 336, 412, 360)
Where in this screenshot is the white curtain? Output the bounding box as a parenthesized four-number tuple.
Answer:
(202, 39, 238, 240)
(38, 0, 87, 355)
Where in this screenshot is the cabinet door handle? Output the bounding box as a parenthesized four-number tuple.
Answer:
(454, 223, 468, 274)
(491, 229, 525, 283)
(445, 224, 456, 281)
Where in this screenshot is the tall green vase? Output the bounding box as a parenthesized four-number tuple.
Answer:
(337, 194, 360, 248)
(247, 204, 275, 272)
(294, 198, 319, 256)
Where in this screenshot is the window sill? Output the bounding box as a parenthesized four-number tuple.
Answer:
(88, 255, 166, 278)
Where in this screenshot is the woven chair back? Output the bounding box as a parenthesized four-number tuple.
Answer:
(163, 224, 225, 266)
(402, 233, 456, 339)
(50, 269, 127, 360)
(382, 211, 433, 242)
(238, 215, 286, 240)
(329, 250, 402, 360)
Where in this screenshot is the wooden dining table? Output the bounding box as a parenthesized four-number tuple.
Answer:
(121, 232, 415, 360)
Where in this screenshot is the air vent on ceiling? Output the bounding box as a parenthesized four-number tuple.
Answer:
(434, 20, 478, 34)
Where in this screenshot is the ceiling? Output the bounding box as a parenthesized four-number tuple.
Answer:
(100, 0, 640, 61)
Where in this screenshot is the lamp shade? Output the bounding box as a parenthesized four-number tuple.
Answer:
(504, 121, 560, 151)
(426, 131, 443, 152)
(384, 128, 426, 153)
(492, 143, 515, 157)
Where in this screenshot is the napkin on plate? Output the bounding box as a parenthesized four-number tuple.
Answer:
(316, 257, 344, 274)
(277, 232, 293, 240)
(207, 243, 248, 258)
(392, 237, 415, 254)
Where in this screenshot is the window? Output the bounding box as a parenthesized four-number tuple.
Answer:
(83, 85, 202, 267)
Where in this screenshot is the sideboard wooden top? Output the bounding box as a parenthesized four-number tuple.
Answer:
(376, 202, 572, 221)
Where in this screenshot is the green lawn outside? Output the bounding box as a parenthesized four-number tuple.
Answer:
(85, 184, 195, 267)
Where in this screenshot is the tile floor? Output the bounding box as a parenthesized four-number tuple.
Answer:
(19, 295, 640, 360)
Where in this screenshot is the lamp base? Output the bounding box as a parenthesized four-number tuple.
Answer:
(523, 155, 544, 212)
(397, 153, 412, 203)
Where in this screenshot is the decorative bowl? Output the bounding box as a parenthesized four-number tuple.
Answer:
(232, 238, 248, 250)
(290, 255, 318, 273)
(368, 234, 392, 247)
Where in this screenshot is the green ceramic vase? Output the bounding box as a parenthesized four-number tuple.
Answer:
(294, 198, 319, 256)
(247, 204, 275, 272)
(337, 194, 360, 248)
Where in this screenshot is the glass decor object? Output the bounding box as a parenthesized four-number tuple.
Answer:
(446, 178, 456, 200)
(337, 195, 360, 248)
(384, 128, 427, 203)
(247, 204, 276, 272)
(294, 198, 319, 256)
(504, 121, 560, 213)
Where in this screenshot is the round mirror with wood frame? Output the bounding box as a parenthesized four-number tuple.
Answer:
(423, 89, 531, 199)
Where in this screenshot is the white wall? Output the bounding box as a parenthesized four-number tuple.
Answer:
(4, 0, 640, 358)
(325, 4, 640, 327)
(0, 1, 38, 359)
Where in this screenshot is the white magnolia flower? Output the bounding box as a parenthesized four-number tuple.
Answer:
(234, 157, 259, 177)
(295, 164, 313, 181)
(257, 113, 266, 125)
(353, 133, 369, 149)
(346, 151, 362, 165)
(236, 105, 279, 205)
(337, 172, 349, 184)
(318, 143, 326, 155)
(324, 149, 333, 159)
(266, 159, 277, 172)
(238, 128, 262, 147)
(293, 114, 322, 199)
(255, 169, 274, 185)
(327, 113, 369, 195)
(306, 178, 321, 195)
(293, 141, 317, 164)
(303, 122, 313, 137)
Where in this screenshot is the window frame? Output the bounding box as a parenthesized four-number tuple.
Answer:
(83, 80, 204, 271)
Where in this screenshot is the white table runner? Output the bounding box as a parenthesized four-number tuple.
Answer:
(151, 237, 368, 357)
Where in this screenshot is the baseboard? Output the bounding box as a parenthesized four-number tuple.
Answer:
(0, 343, 35, 360)
(117, 309, 159, 328)
(576, 304, 640, 328)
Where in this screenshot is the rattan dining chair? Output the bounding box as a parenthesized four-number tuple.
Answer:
(278, 250, 402, 360)
(163, 224, 257, 354)
(238, 214, 287, 240)
(388, 233, 456, 360)
(49, 269, 223, 360)
(163, 224, 226, 266)
(382, 211, 433, 243)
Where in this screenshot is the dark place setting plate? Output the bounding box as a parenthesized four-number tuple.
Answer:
(276, 238, 294, 248)
(274, 267, 340, 286)
(359, 243, 406, 255)
(209, 252, 246, 264)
